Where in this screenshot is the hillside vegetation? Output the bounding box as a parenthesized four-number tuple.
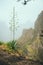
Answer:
(0, 11, 43, 65)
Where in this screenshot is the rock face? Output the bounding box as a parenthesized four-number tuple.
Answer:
(34, 11, 43, 61)
(34, 11, 43, 46)
(17, 11, 43, 62)
(17, 11, 43, 45)
(34, 11, 43, 37)
(17, 28, 34, 45)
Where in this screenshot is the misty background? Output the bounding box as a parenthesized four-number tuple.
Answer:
(0, 0, 43, 41)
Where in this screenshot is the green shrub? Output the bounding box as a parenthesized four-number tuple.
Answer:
(7, 40, 17, 50)
(0, 41, 3, 45)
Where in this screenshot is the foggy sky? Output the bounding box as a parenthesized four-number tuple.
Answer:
(0, 0, 43, 41)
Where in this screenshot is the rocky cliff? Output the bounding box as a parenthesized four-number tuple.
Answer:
(17, 11, 43, 62)
(34, 11, 43, 37)
(17, 28, 34, 45)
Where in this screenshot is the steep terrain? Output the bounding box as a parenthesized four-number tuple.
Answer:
(0, 11, 43, 65)
(34, 11, 43, 37)
(17, 11, 43, 62)
(33, 11, 43, 62)
(17, 28, 34, 45)
(0, 45, 43, 65)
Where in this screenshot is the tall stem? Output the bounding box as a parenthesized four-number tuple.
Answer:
(13, 7, 15, 41)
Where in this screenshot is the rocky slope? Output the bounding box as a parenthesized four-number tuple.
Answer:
(34, 11, 43, 37)
(0, 45, 43, 65)
(17, 28, 34, 45)
(33, 11, 43, 62)
(0, 11, 43, 65)
(17, 11, 43, 62)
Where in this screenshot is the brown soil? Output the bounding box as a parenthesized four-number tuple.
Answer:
(0, 46, 43, 65)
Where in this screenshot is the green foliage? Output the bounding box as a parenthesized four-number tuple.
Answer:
(7, 40, 17, 50)
(0, 41, 3, 45)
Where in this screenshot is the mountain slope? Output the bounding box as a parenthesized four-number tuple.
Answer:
(17, 28, 34, 45)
